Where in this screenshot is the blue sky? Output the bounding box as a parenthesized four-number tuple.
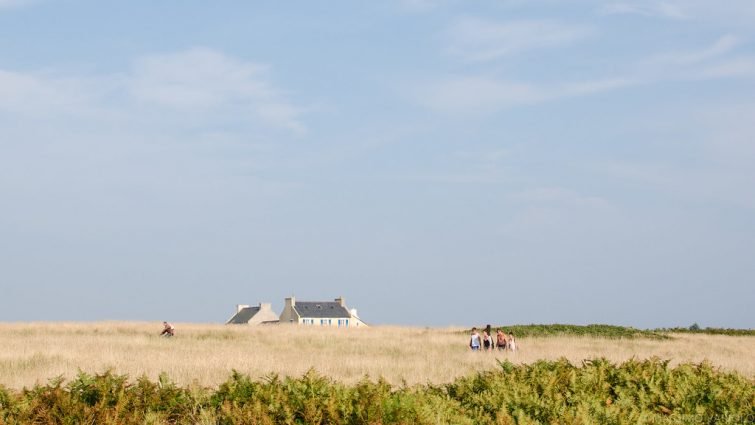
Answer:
(1, 0, 753, 328)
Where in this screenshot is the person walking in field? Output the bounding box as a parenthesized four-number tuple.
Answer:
(508, 332, 517, 352)
(160, 321, 175, 337)
(482, 330, 494, 351)
(496, 329, 507, 351)
(469, 328, 481, 351)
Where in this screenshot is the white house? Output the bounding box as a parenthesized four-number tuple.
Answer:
(278, 296, 367, 327)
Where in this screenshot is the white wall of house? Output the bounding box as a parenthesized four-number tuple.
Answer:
(298, 317, 361, 327)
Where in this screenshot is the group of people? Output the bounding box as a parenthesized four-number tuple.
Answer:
(469, 325, 517, 352)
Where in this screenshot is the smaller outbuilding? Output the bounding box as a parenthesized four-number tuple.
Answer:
(226, 303, 279, 325)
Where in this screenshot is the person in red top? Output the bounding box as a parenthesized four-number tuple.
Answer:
(160, 321, 175, 337)
(496, 329, 507, 351)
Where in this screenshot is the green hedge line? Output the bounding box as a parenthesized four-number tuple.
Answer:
(466, 324, 755, 339)
(1, 358, 752, 424)
(467, 324, 668, 339)
(653, 327, 755, 337)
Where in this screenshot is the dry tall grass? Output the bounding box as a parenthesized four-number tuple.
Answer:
(0, 322, 752, 389)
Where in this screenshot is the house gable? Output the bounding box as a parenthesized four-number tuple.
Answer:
(227, 306, 261, 324)
(226, 303, 279, 325)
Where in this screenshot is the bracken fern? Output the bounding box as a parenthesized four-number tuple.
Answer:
(0, 358, 752, 424)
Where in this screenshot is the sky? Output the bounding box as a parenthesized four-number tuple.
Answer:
(1, 0, 753, 328)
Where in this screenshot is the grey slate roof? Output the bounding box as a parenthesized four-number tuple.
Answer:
(294, 302, 351, 318)
(227, 306, 261, 324)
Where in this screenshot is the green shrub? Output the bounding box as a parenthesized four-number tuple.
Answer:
(466, 323, 755, 338)
(654, 327, 755, 336)
(467, 324, 669, 339)
(0, 359, 752, 424)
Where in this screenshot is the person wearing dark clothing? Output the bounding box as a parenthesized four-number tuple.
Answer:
(482, 330, 494, 351)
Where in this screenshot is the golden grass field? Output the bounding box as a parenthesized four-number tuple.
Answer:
(0, 322, 753, 389)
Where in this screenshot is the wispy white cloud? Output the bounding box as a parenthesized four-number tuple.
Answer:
(596, 159, 755, 210)
(695, 102, 755, 165)
(0, 0, 35, 9)
(0, 70, 111, 118)
(698, 57, 755, 79)
(416, 76, 543, 112)
(400, 173, 504, 184)
(587, 100, 755, 211)
(0, 70, 57, 111)
(416, 34, 749, 113)
(559, 77, 637, 97)
(509, 187, 611, 209)
(397, 0, 440, 13)
(600, 0, 755, 28)
(454, 148, 509, 163)
(446, 17, 592, 61)
(395, 147, 514, 184)
(131, 49, 269, 108)
(130, 48, 305, 134)
(0, 48, 306, 134)
(415, 75, 636, 113)
(643, 34, 738, 67)
(497, 186, 616, 241)
(637, 34, 755, 81)
(600, 2, 687, 19)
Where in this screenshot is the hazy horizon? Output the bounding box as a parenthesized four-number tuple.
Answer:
(1, 1, 753, 328)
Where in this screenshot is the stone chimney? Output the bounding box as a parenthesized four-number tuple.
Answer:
(236, 304, 250, 313)
(335, 296, 345, 307)
(259, 302, 272, 311)
(285, 296, 296, 309)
